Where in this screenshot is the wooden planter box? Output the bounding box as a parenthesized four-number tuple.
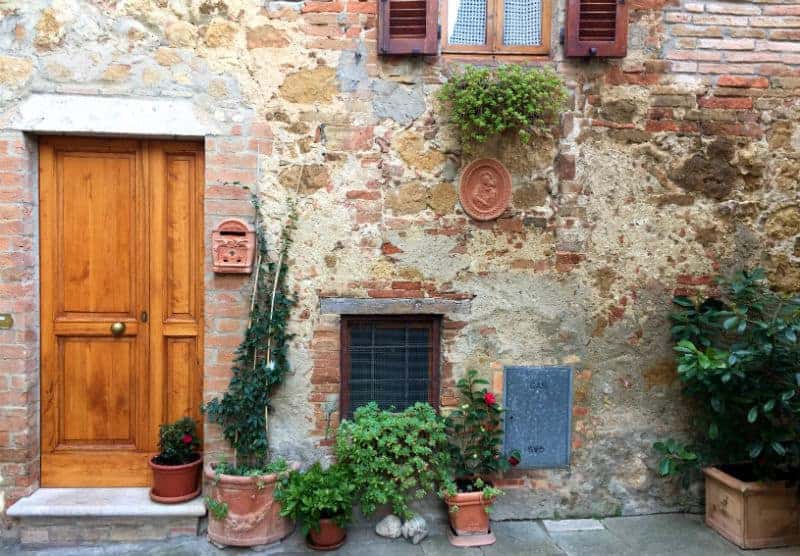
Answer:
(704, 466, 800, 549)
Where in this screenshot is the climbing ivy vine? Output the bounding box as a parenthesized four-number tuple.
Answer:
(203, 189, 297, 471)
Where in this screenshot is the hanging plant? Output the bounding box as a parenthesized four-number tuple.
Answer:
(437, 64, 568, 147)
(203, 190, 298, 472)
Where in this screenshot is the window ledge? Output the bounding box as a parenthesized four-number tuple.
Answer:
(320, 297, 471, 316)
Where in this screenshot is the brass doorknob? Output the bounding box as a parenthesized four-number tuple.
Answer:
(110, 322, 126, 336)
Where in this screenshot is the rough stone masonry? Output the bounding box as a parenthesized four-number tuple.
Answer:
(0, 0, 798, 537)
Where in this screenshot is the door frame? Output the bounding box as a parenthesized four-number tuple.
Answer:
(38, 136, 205, 486)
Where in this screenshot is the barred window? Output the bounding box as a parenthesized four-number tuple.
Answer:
(444, 0, 551, 55)
(340, 316, 440, 418)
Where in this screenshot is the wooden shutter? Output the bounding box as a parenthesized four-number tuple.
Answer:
(564, 0, 628, 58)
(378, 0, 439, 55)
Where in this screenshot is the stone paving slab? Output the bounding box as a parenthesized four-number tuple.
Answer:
(7, 513, 800, 555)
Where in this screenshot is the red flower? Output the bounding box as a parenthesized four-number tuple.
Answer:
(484, 392, 497, 406)
(181, 434, 193, 445)
(508, 456, 520, 466)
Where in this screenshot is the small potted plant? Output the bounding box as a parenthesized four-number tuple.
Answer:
(149, 416, 202, 503)
(655, 268, 800, 549)
(275, 462, 355, 551)
(441, 370, 520, 547)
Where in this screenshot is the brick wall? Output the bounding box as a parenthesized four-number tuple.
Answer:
(203, 121, 274, 459)
(0, 131, 39, 524)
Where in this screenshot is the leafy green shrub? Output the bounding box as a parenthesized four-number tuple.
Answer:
(275, 463, 355, 535)
(656, 268, 800, 480)
(153, 416, 200, 465)
(203, 191, 297, 471)
(437, 64, 567, 146)
(334, 402, 451, 519)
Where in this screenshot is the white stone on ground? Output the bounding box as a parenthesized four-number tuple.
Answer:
(375, 514, 402, 538)
(401, 515, 428, 544)
(542, 518, 605, 532)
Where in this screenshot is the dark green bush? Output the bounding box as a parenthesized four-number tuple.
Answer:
(656, 268, 800, 480)
(154, 416, 199, 465)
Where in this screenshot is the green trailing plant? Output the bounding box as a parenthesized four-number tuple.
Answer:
(212, 457, 289, 478)
(441, 370, 520, 499)
(205, 495, 229, 520)
(274, 462, 355, 535)
(437, 64, 567, 147)
(334, 402, 451, 519)
(203, 190, 298, 471)
(655, 268, 800, 481)
(153, 416, 200, 466)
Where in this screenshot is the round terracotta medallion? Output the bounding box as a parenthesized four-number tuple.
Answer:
(459, 159, 512, 221)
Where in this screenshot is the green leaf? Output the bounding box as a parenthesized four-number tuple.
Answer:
(659, 458, 671, 476)
(748, 443, 763, 459)
(708, 423, 719, 439)
(771, 442, 786, 456)
(747, 406, 758, 423)
(723, 316, 738, 330)
(763, 399, 775, 413)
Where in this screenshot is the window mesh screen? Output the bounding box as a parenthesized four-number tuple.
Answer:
(504, 0, 542, 46)
(345, 322, 432, 418)
(449, 0, 487, 45)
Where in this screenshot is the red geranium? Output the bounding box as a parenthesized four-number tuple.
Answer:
(181, 434, 193, 445)
(483, 392, 497, 406)
(508, 455, 520, 466)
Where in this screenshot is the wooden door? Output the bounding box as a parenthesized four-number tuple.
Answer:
(40, 137, 204, 486)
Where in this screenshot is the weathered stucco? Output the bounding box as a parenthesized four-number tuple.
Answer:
(1, 0, 799, 532)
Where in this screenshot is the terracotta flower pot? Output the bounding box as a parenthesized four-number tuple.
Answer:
(307, 518, 347, 550)
(445, 490, 494, 535)
(704, 466, 800, 549)
(149, 454, 202, 503)
(205, 462, 300, 547)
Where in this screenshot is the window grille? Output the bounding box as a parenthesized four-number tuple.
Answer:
(503, 0, 542, 46)
(341, 316, 440, 418)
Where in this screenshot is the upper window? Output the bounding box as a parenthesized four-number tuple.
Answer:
(340, 316, 440, 418)
(443, 0, 551, 55)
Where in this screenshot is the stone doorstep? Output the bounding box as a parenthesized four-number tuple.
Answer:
(9, 488, 206, 547)
(542, 518, 606, 533)
(7, 487, 207, 518)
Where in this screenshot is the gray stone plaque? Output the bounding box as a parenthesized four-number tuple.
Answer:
(504, 366, 573, 469)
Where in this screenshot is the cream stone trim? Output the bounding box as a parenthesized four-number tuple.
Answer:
(8, 93, 219, 137)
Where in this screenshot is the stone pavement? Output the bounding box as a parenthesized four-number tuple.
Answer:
(9, 514, 799, 555)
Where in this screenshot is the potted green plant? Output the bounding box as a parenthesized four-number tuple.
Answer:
(334, 402, 451, 520)
(655, 268, 800, 549)
(275, 462, 355, 550)
(149, 416, 202, 503)
(441, 370, 520, 547)
(202, 192, 300, 547)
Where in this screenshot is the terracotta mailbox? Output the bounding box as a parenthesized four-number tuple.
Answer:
(212, 219, 256, 274)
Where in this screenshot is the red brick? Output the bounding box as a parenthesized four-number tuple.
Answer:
(301, 1, 344, 13)
(717, 75, 770, 88)
(345, 190, 381, 200)
(764, 6, 800, 16)
(381, 241, 402, 255)
(699, 121, 763, 138)
(391, 281, 421, 290)
(697, 96, 753, 109)
(345, 1, 376, 14)
(367, 289, 423, 298)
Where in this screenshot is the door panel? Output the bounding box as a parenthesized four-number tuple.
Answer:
(40, 137, 203, 486)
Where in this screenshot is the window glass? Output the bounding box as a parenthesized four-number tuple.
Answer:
(448, 0, 488, 45)
(344, 319, 437, 418)
(503, 0, 542, 46)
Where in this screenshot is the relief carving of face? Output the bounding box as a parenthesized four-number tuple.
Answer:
(474, 170, 498, 209)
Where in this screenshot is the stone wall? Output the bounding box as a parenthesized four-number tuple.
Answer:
(0, 0, 798, 532)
